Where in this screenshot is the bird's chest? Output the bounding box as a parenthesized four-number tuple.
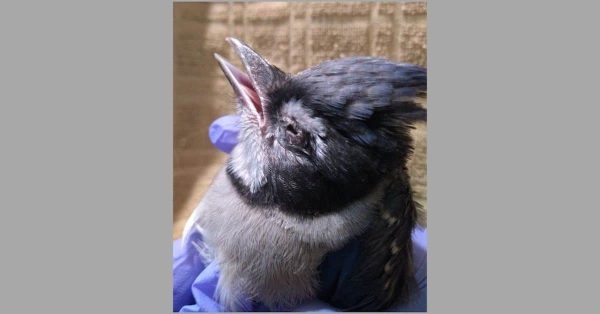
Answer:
(196, 183, 331, 308)
(196, 167, 377, 257)
(191, 167, 379, 309)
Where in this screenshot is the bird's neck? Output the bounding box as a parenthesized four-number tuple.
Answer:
(226, 159, 395, 218)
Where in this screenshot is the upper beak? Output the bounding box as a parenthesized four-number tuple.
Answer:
(214, 37, 282, 127)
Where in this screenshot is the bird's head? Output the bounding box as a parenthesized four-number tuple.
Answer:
(215, 37, 426, 215)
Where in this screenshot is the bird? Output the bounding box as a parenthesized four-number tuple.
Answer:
(182, 37, 426, 311)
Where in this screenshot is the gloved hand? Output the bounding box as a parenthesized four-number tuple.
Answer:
(208, 115, 241, 154)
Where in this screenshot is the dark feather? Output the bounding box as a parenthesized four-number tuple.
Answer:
(319, 169, 419, 311)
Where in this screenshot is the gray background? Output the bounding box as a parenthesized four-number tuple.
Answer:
(1, 0, 598, 313)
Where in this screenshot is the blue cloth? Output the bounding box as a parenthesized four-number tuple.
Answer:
(172, 115, 427, 312)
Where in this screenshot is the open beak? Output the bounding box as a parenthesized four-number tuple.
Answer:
(214, 37, 283, 129)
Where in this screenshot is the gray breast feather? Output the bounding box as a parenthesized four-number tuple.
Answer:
(182, 166, 384, 311)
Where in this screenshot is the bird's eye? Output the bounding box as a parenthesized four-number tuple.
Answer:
(286, 124, 299, 136)
(285, 123, 307, 147)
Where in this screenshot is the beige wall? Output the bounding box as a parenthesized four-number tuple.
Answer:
(174, 2, 427, 239)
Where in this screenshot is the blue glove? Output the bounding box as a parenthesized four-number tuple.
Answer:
(208, 115, 241, 154)
(173, 115, 427, 312)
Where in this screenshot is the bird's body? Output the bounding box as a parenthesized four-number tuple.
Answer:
(183, 38, 426, 311)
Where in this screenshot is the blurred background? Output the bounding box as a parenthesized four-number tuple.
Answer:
(173, 1, 427, 239)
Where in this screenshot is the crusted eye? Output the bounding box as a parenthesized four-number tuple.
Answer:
(285, 123, 307, 147)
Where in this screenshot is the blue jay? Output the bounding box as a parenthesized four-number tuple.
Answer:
(183, 37, 426, 311)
